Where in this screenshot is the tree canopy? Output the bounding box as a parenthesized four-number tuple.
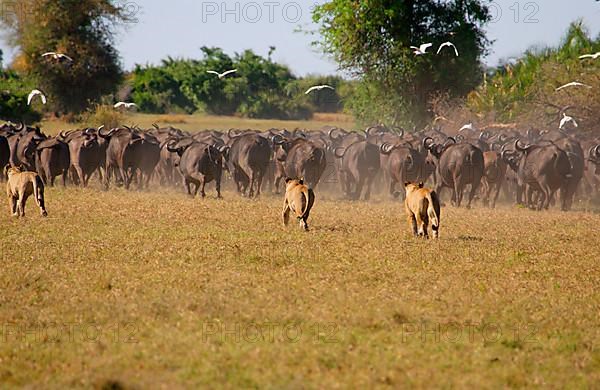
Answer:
(0, 0, 130, 114)
(312, 0, 492, 127)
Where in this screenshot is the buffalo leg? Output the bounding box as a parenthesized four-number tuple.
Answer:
(364, 177, 374, 201)
(215, 178, 222, 199)
(481, 179, 490, 207)
(199, 176, 206, 198)
(353, 175, 365, 201)
(491, 182, 501, 209)
(255, 171, 264, 198)
(248, 171, 256, 198)
(453, 178, 463, 207)
(184, 179, 193, 196)
(466, 181, 480, 209)
(62, 169, 68, 187)
(389, 179, 397, 198)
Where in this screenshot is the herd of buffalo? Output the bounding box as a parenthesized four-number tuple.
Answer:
(1, 120, 599, 211)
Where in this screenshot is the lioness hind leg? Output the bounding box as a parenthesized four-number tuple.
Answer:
(282, 202, 291, 227)
(17, 195, 26, 217)
(407, 214, 418, 237)
(432, 225, 439, 239)
(298, 217, 308, 231)
(8, 195, 17, 217)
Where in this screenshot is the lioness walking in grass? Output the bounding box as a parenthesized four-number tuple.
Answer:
(404, 182, 440, 238)
(282, 178, 315, 231)
(6, 166, 48, 218)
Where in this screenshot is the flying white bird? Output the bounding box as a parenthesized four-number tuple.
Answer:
(437, 42, 459, 56)
(27, 89, 47, 105)
(305, 85, 335, 95)
(555, 82, 593, 91)
(41, 52, 73, 62)
(559, 113, 578, 129)
(459, 123, 475, 132)
(410, 43, 433, 55)
(114, 102, 138, 110)
(579, 52, 600, 60)
(206, 69, 237, 79)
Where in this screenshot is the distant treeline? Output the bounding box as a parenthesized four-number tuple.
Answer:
(129, 47, 352, 120)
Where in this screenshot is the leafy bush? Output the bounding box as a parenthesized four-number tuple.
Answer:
(129, 47, 350, 120)
(132, 66, 194, 114)
(0, 70, 41, 123)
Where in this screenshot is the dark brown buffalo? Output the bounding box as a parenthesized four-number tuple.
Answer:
(551, 137, 584, 211)
(167, 138, 224, 198)
(225, 131, 271, 198)
(1, 123, 23, 168)
(0, 134, 8, 179)
(583, 144, 600, 198)
(35, 138, 70, 186)
(424, 137, 484, 208)
(130, 131, 161, 189)
(101, 127, 160, 190)
(380, 142, 425, 198)
(272, 135, 327, 191)
(333, 140, 380, 200)
(59, 128, 107, 187)
(512, 140, 572, 210)
(481, 151, 507, 208)
(15, 126, 47, 170)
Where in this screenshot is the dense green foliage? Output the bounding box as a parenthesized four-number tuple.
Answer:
(468, 22, 600, 130)
(312, 0, 492, 127)
(0, 69, 41, 122)
(130, 47, 348, 120)
(0, 0, 129, 114)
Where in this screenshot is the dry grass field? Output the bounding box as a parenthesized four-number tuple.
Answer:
(1, 115, 599, 388)
(38, 112, 356, 135)
(1, 180, 599, 388)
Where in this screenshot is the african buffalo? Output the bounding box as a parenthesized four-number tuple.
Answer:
(333, 140, 380, 201)
(424, 137, 484, 208)
(272, 135, 327, 191)
(167, 138, 224, 198)
(512, 140, 572, 210)
(380, 142, 425, 199)
(35, 138, 70, 186)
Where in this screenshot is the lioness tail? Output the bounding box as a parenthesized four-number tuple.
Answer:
(426, 191, 441, 232)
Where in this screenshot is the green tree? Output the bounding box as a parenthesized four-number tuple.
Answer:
(312, 0, 492, 127)
(0, 0, 131, 114)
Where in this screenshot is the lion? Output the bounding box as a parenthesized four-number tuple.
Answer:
(5, 166, 48, 218)
(404, 182, 440, 238)
(282, 178, 315, 231)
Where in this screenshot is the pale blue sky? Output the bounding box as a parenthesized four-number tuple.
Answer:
(1, 0, 599, 76)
